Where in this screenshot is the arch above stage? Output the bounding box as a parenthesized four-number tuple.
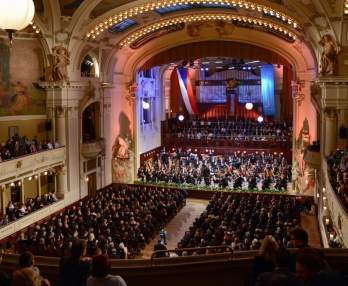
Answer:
(140, 40, 292, 71)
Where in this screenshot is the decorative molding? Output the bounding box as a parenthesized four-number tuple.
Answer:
(0, 115, 47, 122)
(85, 0, 300, 40)
(119, 13, 297, 48)
(126, 82, 137, 103)
(291, 79, 305, 105)
(324, 108, 338, 119)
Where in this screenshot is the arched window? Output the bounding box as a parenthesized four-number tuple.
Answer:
(81, 55, 100, 78)
(82, 102, 101, 142)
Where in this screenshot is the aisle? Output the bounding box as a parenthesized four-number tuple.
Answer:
(301, 214, 322, 248)
(140, 198, 209, 259)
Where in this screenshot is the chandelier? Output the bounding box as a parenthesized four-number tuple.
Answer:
(0, 0, 35, 44)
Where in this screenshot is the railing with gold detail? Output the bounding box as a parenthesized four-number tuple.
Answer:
(0, 147, 65, 183)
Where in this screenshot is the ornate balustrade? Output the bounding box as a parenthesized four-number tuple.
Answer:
(0, 147, 66, 183)
(81, 139, 104, 158)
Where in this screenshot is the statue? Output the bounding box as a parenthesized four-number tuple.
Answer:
(45, 45, 70, 83)
(319, 34, 339, 75)
(113, 136, 131, 159)
(112, 135, 134, 183)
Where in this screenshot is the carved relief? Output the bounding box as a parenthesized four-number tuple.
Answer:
(292, 79, 305, 105)
(187, 20, 235, 37)
(45, 45, 70, 83)
(126, 82, 137, 103)
(319, 34, 340, 76)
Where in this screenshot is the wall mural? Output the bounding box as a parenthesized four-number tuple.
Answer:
(0, 39, 45, 116)
(112, 112, 134, 183)
(60, 0, 85, 16)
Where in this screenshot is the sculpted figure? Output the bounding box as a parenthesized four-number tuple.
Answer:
(45, 45, 70, 83)
(319, 34, 339, 75)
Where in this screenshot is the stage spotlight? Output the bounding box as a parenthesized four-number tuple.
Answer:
(142, 100, 150, 110)
(257, 116, 264, 123)
(178, 114, 185, 122)
(245, 102, 253, 110)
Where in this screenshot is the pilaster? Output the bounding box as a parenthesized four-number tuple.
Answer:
(40, 81, 91, 201)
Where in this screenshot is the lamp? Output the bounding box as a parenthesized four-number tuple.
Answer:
(0, 0, 35, 44)
(257, 116, 264, 123)
(245, 102, 253, 110)
(178, 114, 185, 121)
(142, 100, 150, 110)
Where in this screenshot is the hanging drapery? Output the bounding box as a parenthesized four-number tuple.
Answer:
(281, 66, 293, 122)
(261, 65, 276, 116)
(175, 67, 198, 114)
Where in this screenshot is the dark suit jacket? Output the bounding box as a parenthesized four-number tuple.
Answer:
(255, 268, 306, 286)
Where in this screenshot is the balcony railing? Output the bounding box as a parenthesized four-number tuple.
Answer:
(0, 147, 66, 182)
(323, 159, 348, 246)
(0, 199, 65, 240)
(303, 147, 320, 169)
(81, 139, 104, 158)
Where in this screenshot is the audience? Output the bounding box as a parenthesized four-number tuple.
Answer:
(15, 185, 187, 258)
(167, 117, 292, 144)
(295, 247, 345, 286)
(59, 239, 91, 286)
(251, 236, 278, 285)
(255, 247, 305, 286)
(0, 193, 58, 227)
(0, 249, 10, 286)
(18, 251, 50, 286)
(11, 267, 44, 286)
(138, 149, 291, 192)
(178, 193, 300, 253)
(87, 255, 127, 286)
(0, 134, 60, 163)
(327, 148, 348, 210)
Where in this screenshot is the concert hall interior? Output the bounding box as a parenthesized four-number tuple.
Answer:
(0, 0, 348, 286)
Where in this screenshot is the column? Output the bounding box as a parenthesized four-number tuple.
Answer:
(0, 186, 5, 215)
(55, 107, 67, 146)
(56, 166, 68, 199)
(37, 174, 42, 197)
(101, 84, 113, 186)
(55, 107, 68, 199)
(324, 109, 337, 156)
(20, 179, 24, 204)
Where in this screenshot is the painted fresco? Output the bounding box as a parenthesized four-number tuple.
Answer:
(0, 39, 45, 116)
(60, 0, 85, 16)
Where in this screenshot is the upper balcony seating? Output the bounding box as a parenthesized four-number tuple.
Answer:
(327, 148, 348, 213)
(0, 135, 60, 163)
(0, 193, 58, 227)
(165, 118, 292, 148)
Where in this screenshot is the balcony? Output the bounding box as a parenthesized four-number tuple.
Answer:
(0, 147, 66, 182)
(323, 159, 348, 247)
(81, 139, 104, 158)
(303, 147, 320, 169)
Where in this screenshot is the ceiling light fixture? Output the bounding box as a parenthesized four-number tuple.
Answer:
(0, 0, 35, 45)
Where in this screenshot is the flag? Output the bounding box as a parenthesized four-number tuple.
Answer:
(176, 67, 198, 114)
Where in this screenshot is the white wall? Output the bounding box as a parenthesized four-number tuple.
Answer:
(135, 67, 163, 170)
